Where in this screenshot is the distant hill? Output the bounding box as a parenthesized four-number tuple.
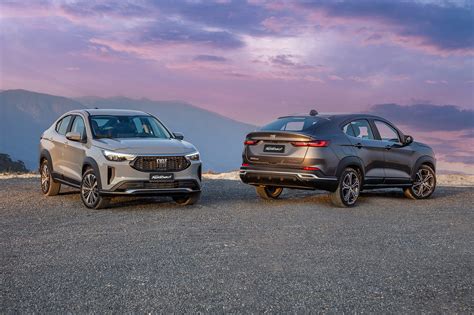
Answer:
(0, 89, 256, 172)
(0, 153, 28, 172)
(0, 90, 86, 170)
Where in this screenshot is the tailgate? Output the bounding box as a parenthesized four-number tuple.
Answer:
(245, 131, 312, 165)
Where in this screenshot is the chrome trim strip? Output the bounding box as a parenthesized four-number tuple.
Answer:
(132, 153, 193, 157)
(239, 169, 337, 181)
(100, 188, 198, 195)
(125, 188, 194, 194)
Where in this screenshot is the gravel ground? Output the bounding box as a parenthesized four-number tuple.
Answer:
(1, 178, 473, 313)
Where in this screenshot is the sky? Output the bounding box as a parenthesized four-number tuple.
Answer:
(0, 0, 473, 172)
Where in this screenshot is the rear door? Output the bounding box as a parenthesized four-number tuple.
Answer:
(342, 119, 385, 183)
(62, 115, 88, 182)
(50, 115, 73, 176)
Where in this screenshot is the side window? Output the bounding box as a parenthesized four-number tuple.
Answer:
(56, 115, 72, 135)
(343, 120, 374, 140)
(374, 121, 400, 142)
(342, 123, 353, 135)
(70, 116, 86, 139)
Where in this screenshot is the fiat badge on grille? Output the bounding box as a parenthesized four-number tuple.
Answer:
(156, 158, 167, 168)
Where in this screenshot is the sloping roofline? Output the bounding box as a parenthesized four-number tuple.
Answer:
(277, 113, 385, 122)
(62, 109, 149, 116)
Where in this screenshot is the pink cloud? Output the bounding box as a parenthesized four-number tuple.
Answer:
(328, 74, 343, 81)
(301, 7, 474, 57)
(425, 80, 448, 85)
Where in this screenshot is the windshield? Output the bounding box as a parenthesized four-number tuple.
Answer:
(261, 117, 322, 132)
(89, 115, 172, 139)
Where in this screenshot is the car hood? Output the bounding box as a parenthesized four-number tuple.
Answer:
(92, 138, 197, 155)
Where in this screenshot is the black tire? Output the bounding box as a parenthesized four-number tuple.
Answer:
(81, 168, 110, 209)
(404, 165, 436, 200)
(256, 186, 283, 200)
(40, 159, 61, 196)
(330, 167, 361, 207)
(173, 192, 201, 206)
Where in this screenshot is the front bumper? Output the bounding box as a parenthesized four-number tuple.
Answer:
(100, 179, 200, 196)
(240, 166, 338, 192)
(96, 155, 202, 195)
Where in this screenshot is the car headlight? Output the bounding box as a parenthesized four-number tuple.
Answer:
(186, 152, 200, 161)
(103, 150, 136, 162)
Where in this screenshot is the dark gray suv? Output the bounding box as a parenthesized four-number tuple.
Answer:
(240, 110, 436, 207)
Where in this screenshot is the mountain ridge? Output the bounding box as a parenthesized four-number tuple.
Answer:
(0, 89, 256, 172)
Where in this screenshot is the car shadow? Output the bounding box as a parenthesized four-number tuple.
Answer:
(55, 179, 472, 210)
(360, 185, 470, 200)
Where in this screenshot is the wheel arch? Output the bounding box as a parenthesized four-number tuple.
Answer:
(39, 149, 53, 173)
(82, 157, 103, 189)
(412, 156, 436, 180)
(335, 156, 365, 180)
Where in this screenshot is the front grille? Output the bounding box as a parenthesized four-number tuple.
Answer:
(116, 180, 199, 191)
(131, 156, 190, 172)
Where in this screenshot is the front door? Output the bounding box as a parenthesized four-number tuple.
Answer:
(372, 120, 413, 182)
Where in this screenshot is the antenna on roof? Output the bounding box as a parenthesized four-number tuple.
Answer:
(309, 109, 318, 116)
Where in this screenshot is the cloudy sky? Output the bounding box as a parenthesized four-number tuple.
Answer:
(0, 0, 473, 172)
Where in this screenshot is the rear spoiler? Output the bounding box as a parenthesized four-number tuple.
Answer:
(246, 131, 313, 142)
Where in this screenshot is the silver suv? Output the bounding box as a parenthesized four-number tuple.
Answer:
(39, 109, 202, 209)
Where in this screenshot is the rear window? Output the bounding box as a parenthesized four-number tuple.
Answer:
(261, 117, 321, 132)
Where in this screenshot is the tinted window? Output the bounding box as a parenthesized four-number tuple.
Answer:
(71, 116, 86, 139)
(375, 120, 400, 142)
(343, 120, 374, 140)
(56, 115, 72, 135)
(261, 117, 321, 132)
(89, 115, 172, 139)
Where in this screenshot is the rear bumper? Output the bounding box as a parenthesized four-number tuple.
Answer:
(239, 167, 338, 191)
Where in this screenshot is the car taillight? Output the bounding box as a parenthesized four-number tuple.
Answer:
(244, 140, 258, 145)
(242, 163, 249, 167)
(291, 140, 329, 147)
(302, 166, 320, 171)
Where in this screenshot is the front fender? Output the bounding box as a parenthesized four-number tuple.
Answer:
(82, 157, 103, 190)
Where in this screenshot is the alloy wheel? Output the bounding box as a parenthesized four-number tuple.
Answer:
(41, 163, 50, 193)
(82, 173, 99, 207)
(412, 169, 435, 198)
(341, 171, 360, 205)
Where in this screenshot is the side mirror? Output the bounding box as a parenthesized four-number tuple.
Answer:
(404, 135, 414, 146)
(66, 132, 84, 142)
(173, 132, 184, 140)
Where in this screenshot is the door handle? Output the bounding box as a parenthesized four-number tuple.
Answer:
(354, 143, 363, 149)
